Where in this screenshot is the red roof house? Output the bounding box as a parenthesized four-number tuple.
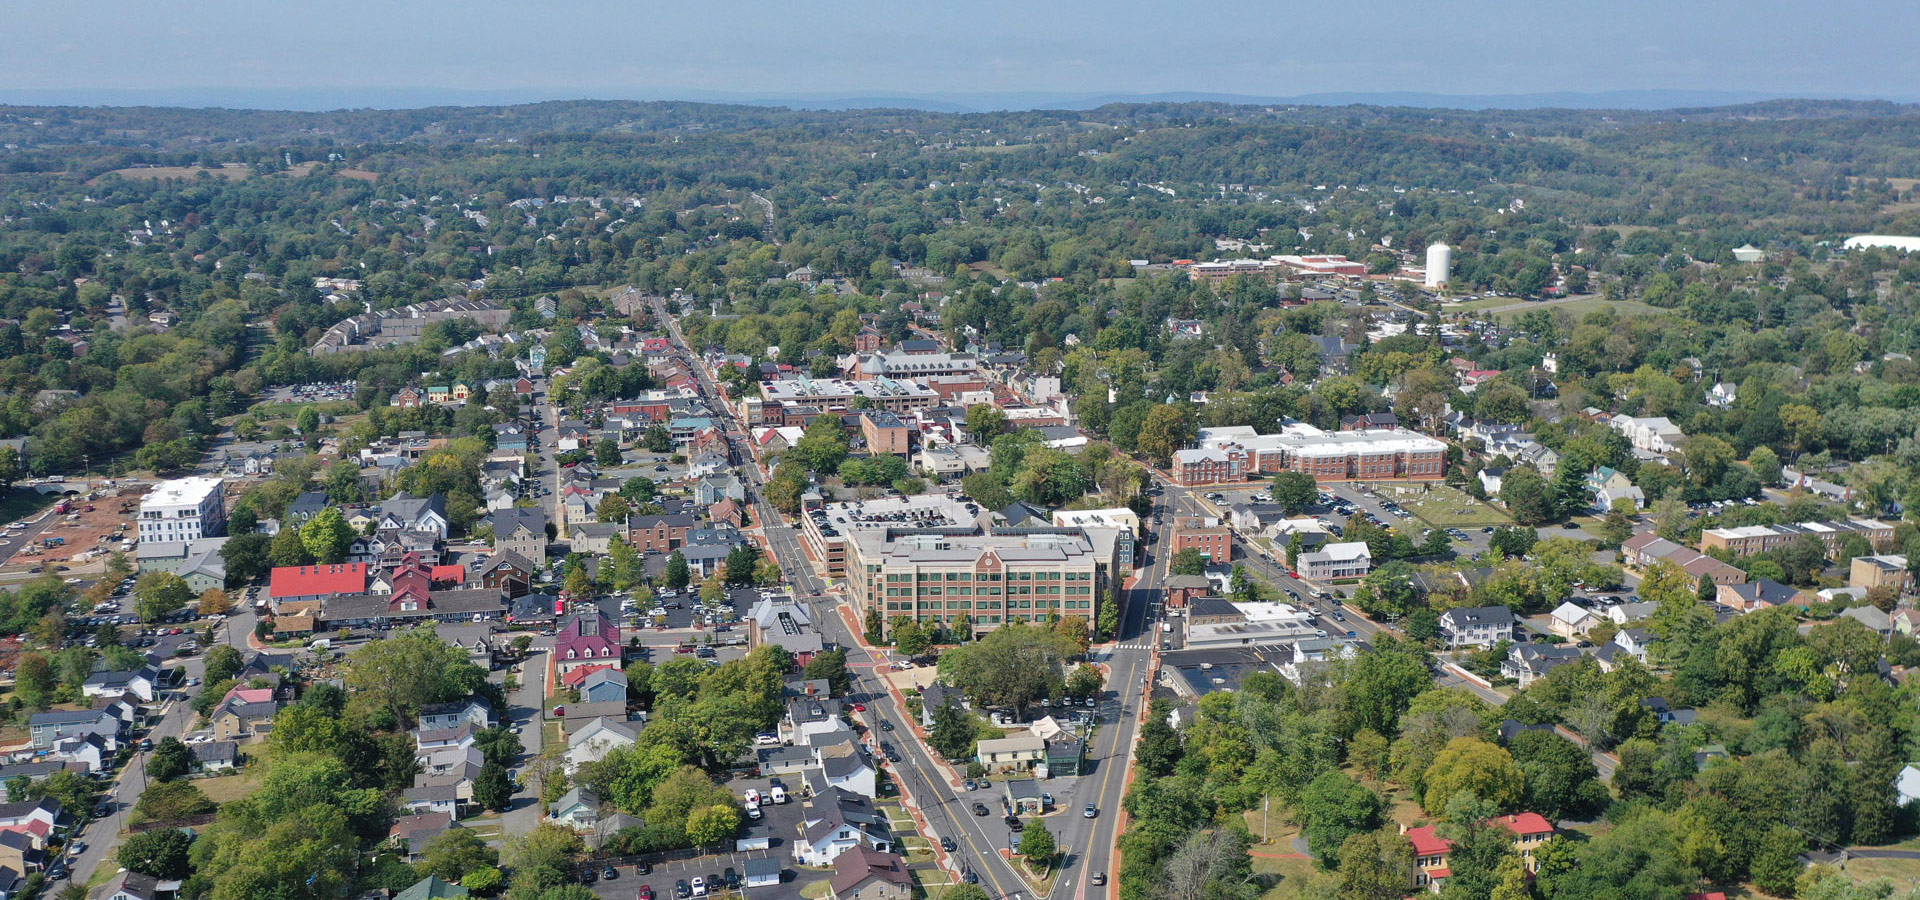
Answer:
(269, 563, 369, 603)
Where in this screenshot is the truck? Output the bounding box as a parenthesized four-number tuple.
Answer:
(42, 536, 65, 547)
(54, 501, 71, 514)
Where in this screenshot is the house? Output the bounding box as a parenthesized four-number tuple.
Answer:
(554, 609, 622, 674)
(1896, 764, 1920, 807)
(917, 682, 961, 729)
(269, 563, 370, 607)
(28, 710, 117, 749)
(477, 550, 537, 598)
(548, 787, 602, 830)
(192, 740, 240, 772)
(1546, 602, 1597, 638)
(1298, 542, 1371, 581)
(1501, 644, 1584, 687)
(803, 731, 880, 799)
(380, 492, 451, 539)
(402, 782, 461, 817)
(490, 507, 549, 568)
(828, 847, 912, 900)
(92, 871, 174, 900)
(390, 813, 457, 857)
(1406, 813, 1557, 891)
(783, 697, 851, 746)
(565, 717, 639, 772)
(81, 665, 162, 703)
(208, 687, 280, 742)
(1477, 468, 1505, 496)
(420, 697, 495, 732)
(579, 667, 629, 704)
(796, 788, 893, 866)
(1612, 628, 1656, 663)
(1842, 604, 1895, 637)
(1641, 697, 1699, 728)
(975, 734, 1046, 773)
(395, 875, 470, 900)
(1717, 578, 1801, 612)
(1437, 606, 1516, 648)
(694, 474, 746, 506)
(1606, 601, 1658, 625)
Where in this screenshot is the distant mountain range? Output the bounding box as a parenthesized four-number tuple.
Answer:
(1, 86, 1913, 113)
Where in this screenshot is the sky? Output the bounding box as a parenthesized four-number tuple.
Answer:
(4, 0, 1919, 109)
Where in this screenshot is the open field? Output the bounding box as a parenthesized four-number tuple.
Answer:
(1251, 855, 1320, 900)
(1376, 484, 1512, 528)
(92, 165, 256, 183)
(1493, 296, 1666, 322)
(195, 770, 263, 804)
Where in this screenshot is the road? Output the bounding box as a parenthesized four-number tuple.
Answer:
(649, 295, 1153, 898)
(502, 649, 551, 837)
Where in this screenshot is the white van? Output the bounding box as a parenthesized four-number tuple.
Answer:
(769, 785, 788, 804)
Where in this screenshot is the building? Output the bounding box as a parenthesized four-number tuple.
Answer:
(796, 788, 893, 866)
(1171, 517, 1232, 564)
(1502, 644, 1584, 687)
(490, 508, 549, 568)
(269, 563, 370, 607)
(1620, 533, 1748, 590)
(975, 734, 1046, 773)
(851, 531, 1105, 640)
(138, 476, 226, 545)
(1177, 425, 1447, 486)
(1699, 519, 1895, 559)
(1298, 542, 1371, 581)
(1608, 416, 1687, 455)
(756, 378, 939, 417)
(828, 847, 911, 900)
(1437, 606, 1516, 648)
(1851, 555, 1912, 594)
(859, 412, 912, 456)
(1547, 602, 1598, 638)
(554, 609, 622, 674)
(1407, 814, 1556, 892)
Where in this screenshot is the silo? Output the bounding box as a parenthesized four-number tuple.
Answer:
(1425, 243, 1452, 288)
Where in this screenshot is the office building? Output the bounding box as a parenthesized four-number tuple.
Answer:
(138, 476, 227, 545)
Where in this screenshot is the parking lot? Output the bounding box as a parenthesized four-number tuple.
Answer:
(582, 771, 828, 900)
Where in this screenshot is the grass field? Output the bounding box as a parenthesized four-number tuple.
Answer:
(1445, 296, 1524, 313)
(1493, 296, 1666, 322)
(195, 770, 262, 804)
(1376, 484, 1512, 528)
(92, 165, 256, 183)
(1251, 855, 1321, 900)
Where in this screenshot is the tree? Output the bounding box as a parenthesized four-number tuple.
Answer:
(135, 572, 192, 623)
(146, 737, 191, 782)
(473, 760, 514, 812)
(1270, 472, 1318, 514)
(724, 545, 761, 586)
(1748, 445, 1782, 487)
(118, 828, 193, 879)
(663, 551, 690, 590)
(461, 868, 504, 894)
(1017, 821, 1057, 865)
(928, 701, 975, 760)
(894, 620, 933, 657)
(685, 803, 742, 846)
(1136, 404, 1197, 467)
(1336, 831, 1414, 899)
(1507, 731, 1607, 821)
(965, 404, 1009, 442)
(343, 625, 491, 724)
(220, 533, 273, 585)
(642, 425, 674, 454)
(203, 644, 243, 686)
(595, 494, 632, 524)
(299, 506, 353, 564)
(791, 414, 850, 474)
(197, 587, 231, 617)
(268, 525, 314, 568)
(1422, 737, 1524, 816)
(1066, 664, 1103, 700)
(14, 653, 54, 709)
(421, 827, 499, 882)
(1171, 548, 1206, 576)
(130, 780, 215, 826)
(1498, 467, 1553, 525)
(937, 622, 1072, 714)
(864, 608, 884, 644)
(620, 476, 658, 503)
(1296, 772, 1383, 865)
(1488, 526, 1537, 559)
(503, 823, 584, 896)
(803, 648, 850, 696)
(1751, 824, 1806, 897)
(595, 437, 623, 467)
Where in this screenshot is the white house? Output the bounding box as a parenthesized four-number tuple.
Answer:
(81, 665, 162, 703)
(1298, 542, 1372, 581)
(1547, 601, 1598, 639)
(1609, 416, 1686, 455)
(1437, 605, 1516, 648)
(565, 717, 639, 772)
(795, 788, 893, 866)
(1897, 764, 1920, 807)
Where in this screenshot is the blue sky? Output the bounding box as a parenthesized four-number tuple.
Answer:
(4, 0, 1917, 108)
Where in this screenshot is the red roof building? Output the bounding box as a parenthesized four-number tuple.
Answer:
(1406, 814, 1558, 892)
(430, 565, 467, 585)
(270, 563, 369, 603)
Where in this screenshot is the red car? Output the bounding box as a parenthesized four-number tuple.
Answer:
(853, 704, 866, 712)
(639, 887, 654, 900)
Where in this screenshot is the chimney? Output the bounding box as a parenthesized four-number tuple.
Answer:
(1398, 823, 1409, 835)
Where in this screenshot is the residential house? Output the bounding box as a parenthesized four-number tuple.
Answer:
(1502, 644, 1584, 687)
(975, 734, 1046, 773)
(548, 787, 602, 830)
(192, 740, 239, 773)
(80, 665, 162, 703)
(419, 697, 495, 733)
(208, 686, 280, 742)
(92, 871, 172, 900)
(379, 492, 450, 539)
(1842, 604, 1895, 637)
(395, 874, 469, 900)
(490, 507, 549, 568)
(554, 609, 622, 674)
(1717, 578, 1802, 612)
(1852, 555, 1912, 594)
(477, 550, 537, 598)
(828, 847, 912, 900)
(28, 710, 117, 750)
(1298, 542, 1371, 581)
(579, 668, 628, 705)
(1612, 628, 1656, 664)
(402, 783, 460, 818)
(1546, 602, 1597, 639)
(795, 787, 893, 866)
(1606, 601, 1658, 626)
(565, 717, 640, 772)
(783, 697, 850, 746)
(801, 731, 880, 800)
(1407, 813, 1557, 891)
(1437, 606, 1516, 648)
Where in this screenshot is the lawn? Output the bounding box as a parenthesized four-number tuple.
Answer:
(1251, 854, 1320, 900)
(1493, 296, 1665, 323)
(800, 881, 832, 899)
(1376, 484, 1512, 529)
(195, 770, 263, 804)
(1830, 856, 1920, 884)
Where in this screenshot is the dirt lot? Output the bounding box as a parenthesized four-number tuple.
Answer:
(4, 486, 144, 572)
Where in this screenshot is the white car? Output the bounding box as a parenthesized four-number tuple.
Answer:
(691, 878, 708, 897)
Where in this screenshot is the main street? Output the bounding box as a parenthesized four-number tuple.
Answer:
(649, 296, 1151, 898)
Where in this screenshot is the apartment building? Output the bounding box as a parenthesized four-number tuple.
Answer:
(1699, 519, 1895, 558)
(1851, 554, 1912, 594)
(1171, 516, 1232, 564)
(1175, 424, 1446, 486)
(138, 476, 227, 545)
(860, 412, 912, 457)
(849, 531, 1104, 640)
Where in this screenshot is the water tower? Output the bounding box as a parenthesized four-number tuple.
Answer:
(1424, 243, 1452, 288)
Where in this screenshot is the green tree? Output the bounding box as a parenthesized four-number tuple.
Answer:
(928, 702, 975, 760)
(791, 414, 850, 474)
(268, 525, 314, 568)
(145, 737, 191, 783)
(1171, 548, 1206, 576)
(1270, 471, 1318, 514)
(473, 760, 514, 812)
(220, 533, 273, 585)
(14, 652, 54, 709)
(203, 644, 244, 685)
(894, 619, 933, 657)
(802, 648, 851, 696)
(134, 572, 192, 623)
(1335, 831, 1413, 900)
(118, 828, 193, 879)
(130, 780, 215, 826)
(299, 506, 353, 564)
(1498, 467, 1553, 525)
(1017, 821, 1057, 864)
(642, 425, 674, 454)
(1751, 824, 1806, 897)
(663, 551, 690, 590)
(421, 827, 499, 882)
(1136, 403, 1197, 467)
(1296, 772, 1382, 866)
(595, 494, 632, 524)
(461, 868, 504, 894)
(685, 803, 742, 846)
(965, 404, 1008, 442)
(1422, 737, 1524, 816)
(594, 437, 624, 467)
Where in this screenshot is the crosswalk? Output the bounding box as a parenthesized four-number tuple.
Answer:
(1111, 636, 1157, 650)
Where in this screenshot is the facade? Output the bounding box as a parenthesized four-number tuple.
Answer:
(1298, 542, 1371, 581)
(851, 531, 1104, 639)
(554, 610, 622, 674)
(491, 508, 549, 567)
(1699, 519, 1895, 559)
(859, 412, 912, 456)
(975, 734, 1046, 772)
(1437, 606, 1516, 648)
(138, 476, 227, 545)
(1852, 554, 1912, 594)
(1171, 517, 1232, 564)
(1177, 425, 1446, 486)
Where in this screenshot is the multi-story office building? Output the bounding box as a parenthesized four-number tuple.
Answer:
(1175, 425, 1447, 486)
(850, 531, 1104, 639)
(139, 477, 227, 545)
